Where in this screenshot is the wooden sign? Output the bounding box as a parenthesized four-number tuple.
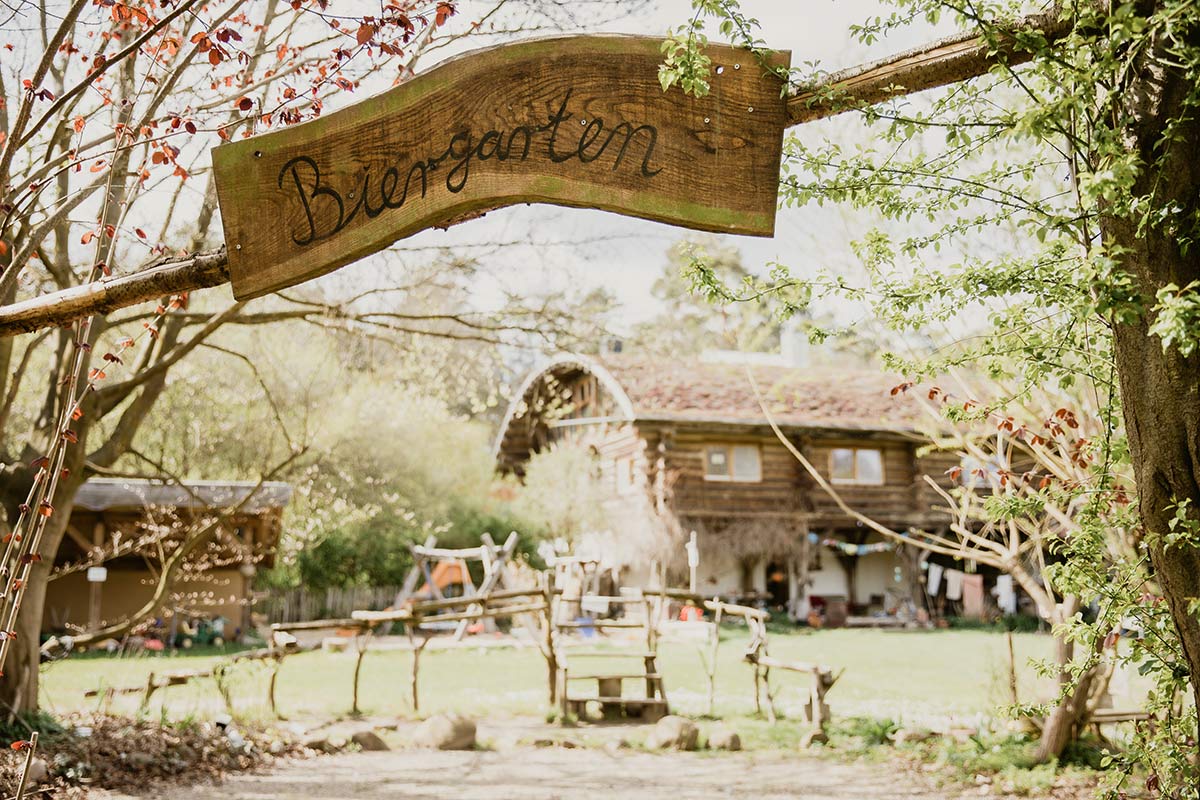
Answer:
(213, 35, 791, 300)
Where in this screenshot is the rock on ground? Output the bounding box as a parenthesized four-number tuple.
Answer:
(351, 731, 389, 752)
(645, 716, 698, 751)
(706, 727, 741, 751)
(412, 714, 476, 750)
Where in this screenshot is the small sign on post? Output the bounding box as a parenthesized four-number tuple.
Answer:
(86, 566, 108, 583)
(686, 531, 699, 593)
(213, 35, 790, 300)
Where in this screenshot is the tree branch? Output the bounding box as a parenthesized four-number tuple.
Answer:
(0, 249, 229, 336)
(787, 8, 1073, 125)
(0, 7, 1071, 338)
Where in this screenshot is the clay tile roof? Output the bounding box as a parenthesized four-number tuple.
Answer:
(74, 479, 292, 514)
(595, 354, 923, 432)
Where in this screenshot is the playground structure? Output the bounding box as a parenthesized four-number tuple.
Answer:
(77, 533, 843, 739)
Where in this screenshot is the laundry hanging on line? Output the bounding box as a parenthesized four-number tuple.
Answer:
(926, 562, 944, 596)
(961, 574, 985, 617)
(945, 569, 965, 600)
(995, 574, 1016, 614)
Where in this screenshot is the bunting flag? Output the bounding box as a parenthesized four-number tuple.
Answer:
(805, 532, 896, 557)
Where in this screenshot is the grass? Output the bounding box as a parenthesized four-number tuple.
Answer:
(39, 627, 1061, 727)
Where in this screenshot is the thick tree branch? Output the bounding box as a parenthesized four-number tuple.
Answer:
(787, 8, 1073, 125)
(0, 249, 230, 336)
(0, 8, 1072, 338)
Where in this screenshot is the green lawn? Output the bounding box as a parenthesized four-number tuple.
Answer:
(40, 628, 1065, 729)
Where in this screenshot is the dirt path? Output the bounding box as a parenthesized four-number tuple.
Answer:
(122, 746, 958, 800)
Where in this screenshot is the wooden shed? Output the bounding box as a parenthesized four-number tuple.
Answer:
(495, 353, 963, 623)
(46, 479, 291, 639)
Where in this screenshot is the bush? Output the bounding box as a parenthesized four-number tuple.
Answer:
(832, 716, 900, 748)
(996, 762, 1058, 796)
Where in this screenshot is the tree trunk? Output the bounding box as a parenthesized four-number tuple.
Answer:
(0, 431, 89, 715)
(1035, 659, 1100, 763)
(0, 516, 69, 716)
(1103, 29, 1200, 729)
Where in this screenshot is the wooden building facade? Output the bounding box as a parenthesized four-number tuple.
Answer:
(495, 354, 962, 622)
(46, 479, 291, 639)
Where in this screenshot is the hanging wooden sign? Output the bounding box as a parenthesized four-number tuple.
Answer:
(213, 35, 791, 300)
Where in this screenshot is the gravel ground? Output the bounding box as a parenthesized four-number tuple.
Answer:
(109, 744, 963, 800)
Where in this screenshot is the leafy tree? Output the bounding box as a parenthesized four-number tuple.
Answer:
(630, 238, 784, 356)
(0, 0, 631, 714)
(508, 444, 610, 544)
(669, 0, 1200, 786)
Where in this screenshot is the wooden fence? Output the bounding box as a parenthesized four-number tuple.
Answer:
(259, 585, 402, 625)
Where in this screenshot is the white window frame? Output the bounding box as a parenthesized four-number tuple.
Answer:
(703, 444, 762, 483)
(829, 447, 885, 485)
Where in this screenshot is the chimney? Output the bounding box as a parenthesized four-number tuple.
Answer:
(781, 323, 809, 367)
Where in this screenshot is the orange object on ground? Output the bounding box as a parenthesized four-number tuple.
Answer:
(417, 559, 468, 597)
(679, 605, 703, 622)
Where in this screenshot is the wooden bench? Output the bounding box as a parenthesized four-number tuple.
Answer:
(1091, 709, 1152, 724)
(559, 669, 668, 721)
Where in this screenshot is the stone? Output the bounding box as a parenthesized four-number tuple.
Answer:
(604, 738, 631, 755)
(532, 738, 579, 749)
(948, 726, 979, 742)
(893, 728, 937, 745)
(303, 736, 344, 754)
(799, 728, 829, 749)
(351, 730, 389, 751)
(24, 757, 48, 784)
(412, 714, 476, 751)
(645, 716, 699, 751)
(126, 751, 155, 769)
(706, 727, 742, 751)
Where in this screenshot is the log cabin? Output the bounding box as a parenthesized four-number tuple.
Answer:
(46, 479, 291, 639)
(494, 352, 982, 624)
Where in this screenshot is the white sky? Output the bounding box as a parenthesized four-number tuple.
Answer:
(204, 0, 974, 340)
(294, 0, 954, 333)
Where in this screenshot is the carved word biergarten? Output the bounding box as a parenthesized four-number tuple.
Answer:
(279, 91, 663, 247)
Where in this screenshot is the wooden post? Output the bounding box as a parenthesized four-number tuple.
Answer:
(753, 664, 763, 716)
(351, 630, 370, 716)
(687, 530, 699, 594)
(214, 664, 235, 715)
(240, 522, 257, 638)
(703, 605, 723, 715)
(268, 655, 282, 717)
(88, 519, 105, 632)
(138, 671, 156, 714)
(762, 663, 777, 723)
(1006, 629, 1020, 706)
(405, 623, 430, 713)
(14, 731, 38, 800)
(540, 573, 557, 705)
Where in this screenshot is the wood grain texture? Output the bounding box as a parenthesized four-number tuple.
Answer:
(0, 249, 229, 336)
(215, 35, 790, 300)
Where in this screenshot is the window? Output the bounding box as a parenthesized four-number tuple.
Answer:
(704, 444, 762, 482)
(829, 447, 884, 485)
